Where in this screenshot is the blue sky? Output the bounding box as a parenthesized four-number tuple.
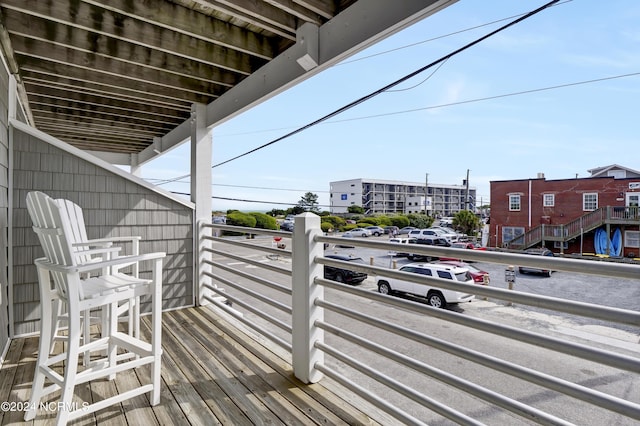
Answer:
(143, 0, 640, 212)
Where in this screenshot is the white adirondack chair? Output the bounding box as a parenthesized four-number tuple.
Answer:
(52, 199, 143, 358)
(24, 191, 165, 425)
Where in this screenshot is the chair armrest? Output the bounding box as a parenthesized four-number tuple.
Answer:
(35, 252, 166, 274)
(87, 236, 142, 244)
(73, 241, 114, 248)
(73, 247, 121, 258)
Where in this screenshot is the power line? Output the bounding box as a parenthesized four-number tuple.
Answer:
(338, 0, 572, 65)
(209, 0, 560, 170)
(170, 191, 331, 208)
(325, 71, 640, 124)
(147, 178, 330, 193)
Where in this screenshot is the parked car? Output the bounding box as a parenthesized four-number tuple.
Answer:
(438, 217, 454, 226)
(435, 260, 490, 285)
(365, 226, 385, 236)
(280, 221, 294, 232)
(324, 254, 368, 284)
(376, 263, 475, 308)
(450, 242, 485, 250)
(398, 226, 417, 235)
(383, 226, 400, 235)
(427, 227, 459, 242)
(431, 226, 465, 242)
(342, 228, 372, 238)
(408, 228, 457, 242)
(406, 237, 450, 261)
(518, 248, 555, 277)
(387, 237, 416, 257)
(439, 241, 486, 261)
(212, 215, 226, 224)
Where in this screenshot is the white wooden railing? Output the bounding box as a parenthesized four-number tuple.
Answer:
(199, 213, 640, 425)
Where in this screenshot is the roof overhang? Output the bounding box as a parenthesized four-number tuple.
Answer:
(0, 0, 457, 166)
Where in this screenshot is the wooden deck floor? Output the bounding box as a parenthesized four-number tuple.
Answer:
(0, 306, 382, 425)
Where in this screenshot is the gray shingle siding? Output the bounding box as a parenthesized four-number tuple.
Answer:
(12, 129, 195, 336)
(0, 64, 10, 351)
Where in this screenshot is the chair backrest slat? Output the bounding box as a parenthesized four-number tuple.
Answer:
(26, 192, 79, 299)
(56, 199, 93, 264)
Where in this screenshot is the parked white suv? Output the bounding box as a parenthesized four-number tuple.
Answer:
(408, 228, 445, 240)
(376, 263, 475, 308)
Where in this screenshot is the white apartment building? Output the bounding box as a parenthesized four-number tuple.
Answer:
(330, 178, 476, 216)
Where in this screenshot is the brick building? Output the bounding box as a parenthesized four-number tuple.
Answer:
(490, 165, 640, 256)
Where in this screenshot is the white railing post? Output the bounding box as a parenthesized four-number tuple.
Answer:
(291, 212, 324, 384)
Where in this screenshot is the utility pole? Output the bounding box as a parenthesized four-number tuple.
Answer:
(424, 173, 429, 215)
(465, 169, 470, 210)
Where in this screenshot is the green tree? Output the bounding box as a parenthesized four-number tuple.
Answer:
(266, 208, 286, 217)
(347, 205, 365, 214)
(287, 205, 306, 215)
(453, 210, 480, 236)
(297, 192, 320, 213)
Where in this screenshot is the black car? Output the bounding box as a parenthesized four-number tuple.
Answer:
(519, 248, 554, 276)
(323, 254, 368, 284)
(406, 237, 450, 261)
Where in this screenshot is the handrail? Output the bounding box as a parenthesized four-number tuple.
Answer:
(505, 206, 640, 249)
(201, 220, 640, 425)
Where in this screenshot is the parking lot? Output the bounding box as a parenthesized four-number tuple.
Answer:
(325, 234, 640, 341)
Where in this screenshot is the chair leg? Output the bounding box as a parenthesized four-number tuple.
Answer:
(50, 298, 62, 354)
(24, 281, 55, 421)
(82, 308, 92, 366)
(150, 260, 162, 405)
(108, 301, 119, 381)
(56, 318, 81, 426)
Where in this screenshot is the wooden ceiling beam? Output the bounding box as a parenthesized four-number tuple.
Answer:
(22, 71, 195, 109)
(4, 9, 260, 78)
(2, 0, 278, 60)
(29, 100, 185, 127)
(25, 89, 189, 122)
(183, 0, 307, 38)
(15, 51, 230, 101)
(33, 116, 170, 137)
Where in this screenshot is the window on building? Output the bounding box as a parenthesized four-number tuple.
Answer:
(624, 231, 640, 248)
(543, 194, 555, 207)
(583, 193, 598, 211)
(509, 194, 521, 211)
(502, 227, 524, 245)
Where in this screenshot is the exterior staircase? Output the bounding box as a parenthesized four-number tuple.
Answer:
(505, 206, 639, 250)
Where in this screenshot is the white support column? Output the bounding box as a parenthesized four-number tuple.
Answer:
(130, 153, 142, 176)
(190, 103, 213, 306)
(291, 212, 324, 383)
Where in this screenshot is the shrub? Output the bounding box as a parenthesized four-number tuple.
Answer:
(389, 215, 410, 228)
(249, 212, 278, 230)
(224, 211, 257, 236)
(226, 211, 257, 227)
(321, 222, 334, 233)
(406, 214, 434, 229)
(321, 215, 347, 229)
